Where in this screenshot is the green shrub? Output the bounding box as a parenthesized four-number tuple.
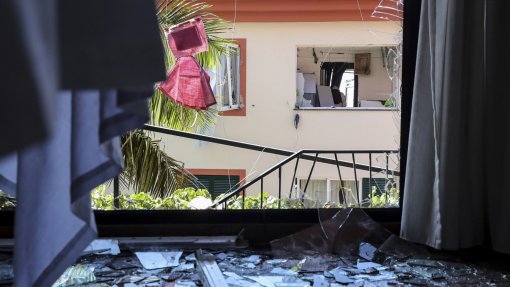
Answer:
(367, 186, 400, 207)
(91, 185, 211, 210)
(0, 190, 15, 210)
(90, 185, 399, 210)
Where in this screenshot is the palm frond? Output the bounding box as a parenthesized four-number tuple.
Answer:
(119, 0, 233, 199)
(151, 0, 233, 132)
(158, 0, 234, 69)
(120, 130, 198, 198)
(149, 89, 218, 133)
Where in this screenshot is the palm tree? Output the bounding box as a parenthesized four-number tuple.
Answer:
(119, 0, 233, 198)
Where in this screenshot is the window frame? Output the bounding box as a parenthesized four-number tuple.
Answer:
(219, 39, 247, 117)
(0, 1, 421, 239)
(213, 43, 241, 112)
(295, 46, 397, 110)
(187, 168, 247, 198)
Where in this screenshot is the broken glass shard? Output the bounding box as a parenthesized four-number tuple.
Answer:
(185, 254, 197, 262)
(271, 267, 298, 276)
(135, 251, 183, 270)
(53, 264, 96, 287)
(359, 242, 377, 261)
(84, 240, 121, 256)
(173, 263, 195, 272)
(242, 255, 262, 264)
(312, 275, 329, 287)
(271, 209, 391, 257)
(356, 261, 382, 270)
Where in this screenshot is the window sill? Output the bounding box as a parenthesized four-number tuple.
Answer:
(294, 107, 399, 111)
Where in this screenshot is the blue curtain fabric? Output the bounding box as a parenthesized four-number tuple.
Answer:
(0, 0, 165, 285)
(401, 0, 510, 253)
(0, 90, 154, 286)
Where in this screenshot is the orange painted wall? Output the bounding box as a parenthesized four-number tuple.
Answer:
(204, 0, 385, 22)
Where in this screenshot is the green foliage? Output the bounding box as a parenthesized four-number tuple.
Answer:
(166, 187, 211, 209)
(90, 185, 399, 210)
(120, 0, 234, 199)
(384, 96, 396, 107)
(91, 185, 211, 210)
(0, 190, 15, 210)
(367, 187, 400, 207)
(150, 0, 234, 132)
(120, 130, 197, 198)
(213, 192, 305, 209)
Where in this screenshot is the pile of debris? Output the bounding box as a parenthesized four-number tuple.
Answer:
(0, 209, 509, 286)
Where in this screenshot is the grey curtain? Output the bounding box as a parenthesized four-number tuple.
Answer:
(401, 0, 510, 253)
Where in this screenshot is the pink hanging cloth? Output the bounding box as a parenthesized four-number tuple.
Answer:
(158, 17, 216, 110)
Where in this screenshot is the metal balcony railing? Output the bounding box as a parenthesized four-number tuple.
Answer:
(142, 125, 399, 210)
(210, 149, 399, 209)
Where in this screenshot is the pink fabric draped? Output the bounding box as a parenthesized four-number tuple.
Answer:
(158, 17, 216, 109)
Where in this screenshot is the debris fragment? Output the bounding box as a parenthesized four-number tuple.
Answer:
(173, 263, 195, 272)
(135, 251, 183, 270)
(241, 255, 262, 265)
(356, 261, 382, 270)
(212, 253, 226, 261)
(271, 267, 298, 276)
(407, 259, 444, 268)
(195, 249, 228, 287)
(53, 264, 96, 287)
(0, 263, 13, 285)
(185, 254, 197, 262)
(109, 257, 142, 270)
(312, 275, 329, 287)
(358, 242, 377, 261)
(266, 259, 287, 265)
(271, 209, 391, 257)
(84, 239, 121, 255)
(332, 274, 353, 284)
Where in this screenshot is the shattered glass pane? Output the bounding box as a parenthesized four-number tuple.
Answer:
(270, 209, 391, 258)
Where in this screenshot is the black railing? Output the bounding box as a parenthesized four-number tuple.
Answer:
(210, 149, 399, 209)
(141, 125, 399, 210)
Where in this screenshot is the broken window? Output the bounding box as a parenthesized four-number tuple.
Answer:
(209, 44, 242, 111)
(296, 46, 400, 109)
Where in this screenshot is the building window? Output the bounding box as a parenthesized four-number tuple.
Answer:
(187, 169, 246, 199)
(296, 46, 399, 109)
(194, 175, 240, 199)
(210, 43, 241, 111)
(297, 179, 359, 207)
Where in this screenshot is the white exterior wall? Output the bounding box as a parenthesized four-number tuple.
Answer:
(159, 21, 401, 200)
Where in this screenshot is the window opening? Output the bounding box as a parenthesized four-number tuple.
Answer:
(210, 44, 241, 111)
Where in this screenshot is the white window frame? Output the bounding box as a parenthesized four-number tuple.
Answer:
(212, 44, 241, 112)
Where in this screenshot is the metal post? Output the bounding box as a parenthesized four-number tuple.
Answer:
(113, 176, 120, 209)
(242, 189, 245, 210)
(369, 153, 373, 207)
(334, 153, 346, 207)
(278, 167, 282, 209)
(260, 178, 264, 209)
(352, 153, 360, 207)
(386, 152, 390, 203)
(301, 153, 318, 201)
(288, 156, 300, 199)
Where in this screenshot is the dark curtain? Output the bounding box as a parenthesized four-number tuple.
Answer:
(401, 0, 510, 253)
